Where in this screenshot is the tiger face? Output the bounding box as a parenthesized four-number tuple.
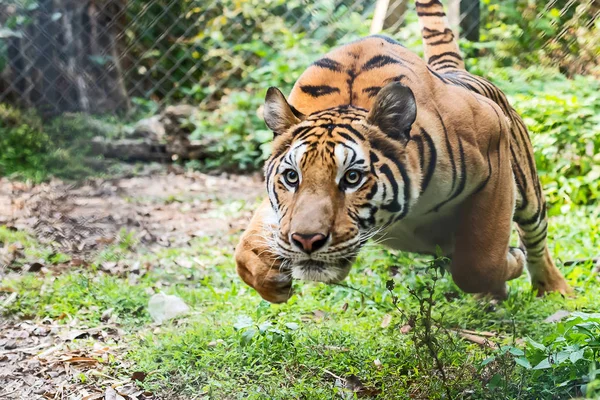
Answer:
(263, 82, 419, 283)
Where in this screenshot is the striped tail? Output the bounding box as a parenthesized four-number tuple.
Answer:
(415, 0, 465, 71)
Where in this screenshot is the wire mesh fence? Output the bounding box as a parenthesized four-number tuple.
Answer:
(0, 0, 598, 117)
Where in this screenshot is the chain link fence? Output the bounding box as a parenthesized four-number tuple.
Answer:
(0, 0, 598, 117)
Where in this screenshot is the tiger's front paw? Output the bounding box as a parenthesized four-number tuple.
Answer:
(235, 238, 292, 303)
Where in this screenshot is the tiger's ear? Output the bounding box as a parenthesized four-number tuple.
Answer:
(264, 87, 305, 135)
(367, 82, 417, 142)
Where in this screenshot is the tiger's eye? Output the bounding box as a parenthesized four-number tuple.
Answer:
(344, 170, 362, 186)
(284, 169, 299, 185)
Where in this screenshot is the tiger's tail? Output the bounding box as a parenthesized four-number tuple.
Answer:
(415, 0, 465, 71)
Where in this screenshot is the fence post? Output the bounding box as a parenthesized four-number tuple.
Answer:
(460, 0, 480, 42)
(36, 0, 60, 115)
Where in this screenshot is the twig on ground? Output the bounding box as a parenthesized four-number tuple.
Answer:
(322, 368, 346, 382)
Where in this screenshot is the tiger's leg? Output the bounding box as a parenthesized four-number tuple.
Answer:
(450, 143, 525, 299)
(514, 189, 571, 296)
(235, 199, 293, 303)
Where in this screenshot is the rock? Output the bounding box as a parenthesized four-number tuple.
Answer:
(132, 115, 165, 141)
(163, 104, 197, 119)
(147, 293, 190, 324)
(90, 137, 169, 162)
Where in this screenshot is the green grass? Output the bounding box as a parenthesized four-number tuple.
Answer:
(2, 207, 599, 399)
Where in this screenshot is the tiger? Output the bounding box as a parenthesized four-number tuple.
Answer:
(235, 0, 571, 303)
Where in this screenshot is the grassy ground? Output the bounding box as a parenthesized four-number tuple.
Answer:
(1, 182, 599, 399)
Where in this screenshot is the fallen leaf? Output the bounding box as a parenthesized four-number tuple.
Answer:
(400, 324, 412, 334)
(101, 308, 114, 322)
(456, 332, 497, 349)
(380, 314, 392, 328)
(455, 328, 496, 338)
(104, 387, 124, 400)
(27, 262, 44, 272)
(60, 329, 89, 341)
(544, 310, 571, 323)
(312, 310, 326, 321)
(131, 371, 147, 382)
(147, 293, 189, 323)
(62, 356, 99, 364)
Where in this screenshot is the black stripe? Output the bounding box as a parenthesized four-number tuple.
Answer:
(347, 69, 357, 105)
(435, 63, 460, 70)
(420, 128, 437, 193)
(379, 164, 402, 213)
(337, 124, 366, 141)
(337, 132, 358, 144)
(370, 138, 411, 218)
(431, 58, 459, 67)
(429, 37, 455, 46)
(423, 28, 453, 39)
(428, 51, 463, 65)
(366, 180, 378, 200)
(427, 67, 448, 83)
(290, 125, 312, 138)
(300, 85, 340, 97)
(312, 57, 342, 72)
(416, 11, 446, 17)
(523, 231, 547, 249)
(362, 86, 381, 98)
(361, 55, 402, 71)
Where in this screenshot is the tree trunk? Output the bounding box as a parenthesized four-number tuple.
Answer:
(384, 0, 408, 32)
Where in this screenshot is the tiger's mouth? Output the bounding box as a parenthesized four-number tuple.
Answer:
(290, 259, 354, 283)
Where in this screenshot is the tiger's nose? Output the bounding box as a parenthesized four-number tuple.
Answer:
(291, 232, 328, 254)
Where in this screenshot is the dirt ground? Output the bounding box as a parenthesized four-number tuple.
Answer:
(0, 167, 264, 399)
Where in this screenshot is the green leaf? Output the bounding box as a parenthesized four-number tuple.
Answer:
(508, 347, 525, 356)
(555, 351, 571, 365)
(570, 349, 585, 364)
(241, 328, 257, 344)
(233, 315, 254, 330)
(285, 322, 300, 330)
(515, 357, 532, 369)
(481, 356, 496, 366)
(258, 321, 272, 333)
(526, 338, 546, 351)
(533, 358, 552, 370)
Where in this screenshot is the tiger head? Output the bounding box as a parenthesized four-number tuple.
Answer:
(263, 82, 420, 283)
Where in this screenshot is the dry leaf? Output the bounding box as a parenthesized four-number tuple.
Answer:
(456, 332, 497, 349)
(131, 371, 147, 382)
(147, 293, 189, 324)
(544, 310, 571, 323)
(380, 314, 392, 328)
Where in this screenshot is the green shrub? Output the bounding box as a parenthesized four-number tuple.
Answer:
(482, 66, 600, 212)
(468, 0, 600, 76)
(0, 105, 51, 181)
(0, 105, 125, 182)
